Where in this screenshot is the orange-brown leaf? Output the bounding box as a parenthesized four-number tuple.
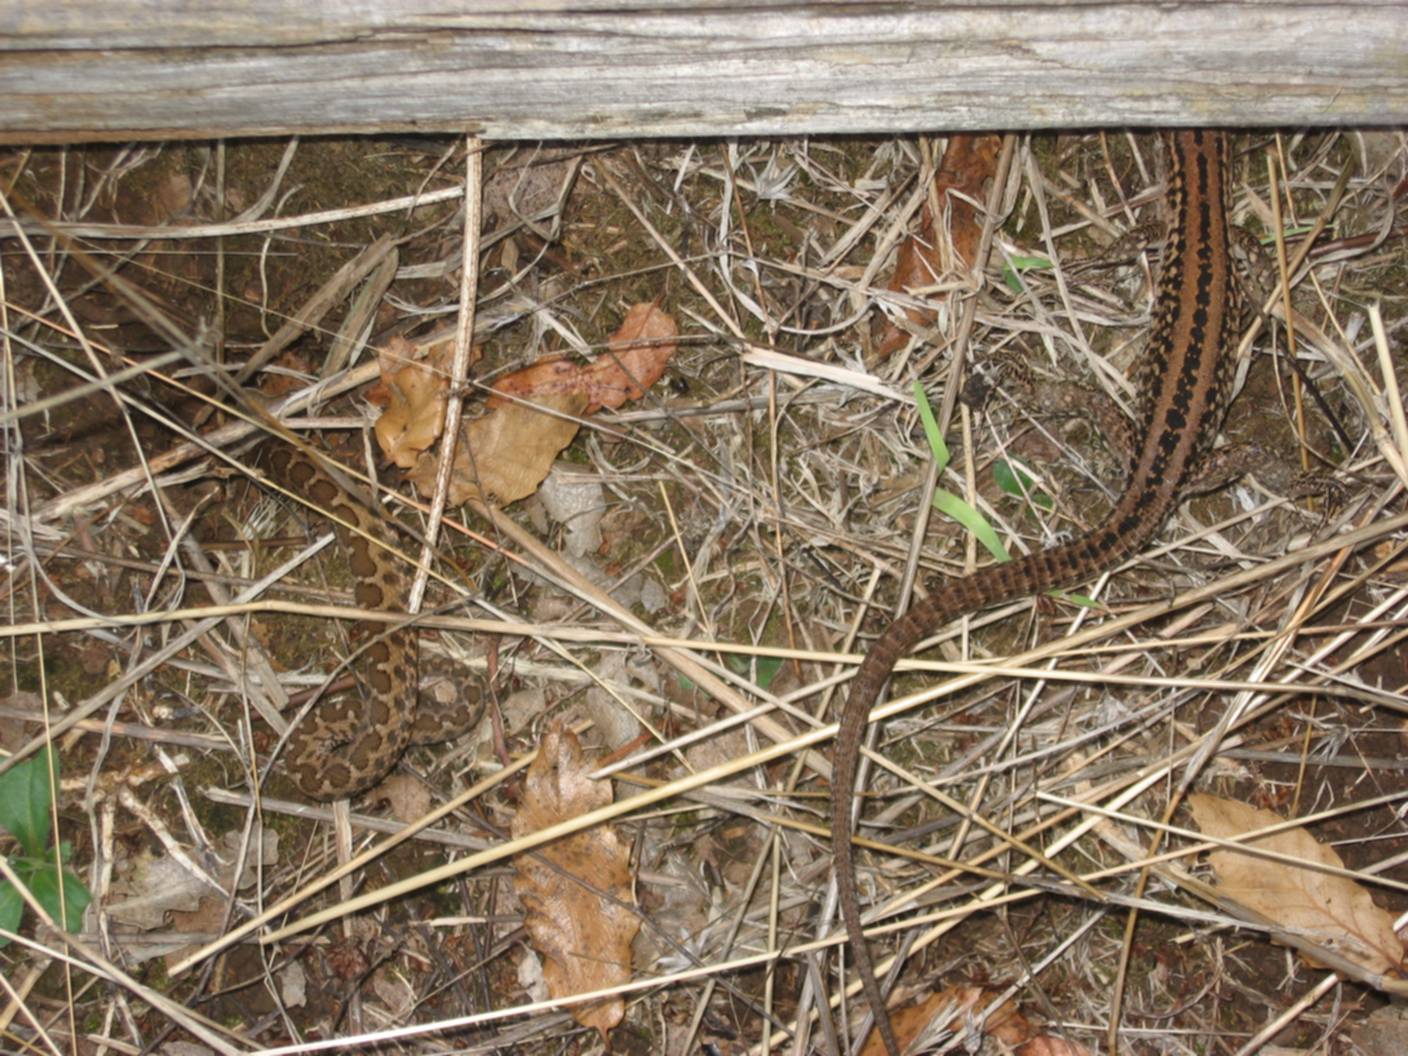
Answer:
(369, 337, 454, 469)
(594, 301, 677, 409)
(488, 303, 677, 414)
(864, 985, 1034, 1055)
(409, 389, 587, 505)
(511, 723, 638, 1040)
(875, 133, 1001, 358)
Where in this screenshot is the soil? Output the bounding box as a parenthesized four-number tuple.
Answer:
(0, 129, 1404, 1055)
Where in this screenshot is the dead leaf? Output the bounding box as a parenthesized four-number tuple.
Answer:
(511, 722, 638, 1040)
(407, 305, 672, 506)
(875, 133, 1001, 358)
(108, 829, 279, 931)
(488, 303, 677, 414)
(411, 389, 587, 505)
(279, 960, 307, 1009)
(1188, 793, 1405, 975)
(871, 985, 1018, 1054)
(865, 983, 1092, 1055)
(368, 337, 455, 469)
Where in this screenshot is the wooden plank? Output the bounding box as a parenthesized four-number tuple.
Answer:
(1, 1, 1403, 143)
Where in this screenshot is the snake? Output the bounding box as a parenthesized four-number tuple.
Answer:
(261, 445, 483, 800)
(833, 130, 1241, 1054)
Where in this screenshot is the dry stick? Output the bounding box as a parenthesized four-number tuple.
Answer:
(1368, 303, 1408, 487)
(407, 136, 483, 613)
(1233, 976, 1342, 1056)
(325, 245, 398, 376)
(251, 511, 1405, 944)
(0, 185, 465, 242)
(1102, 146, 1358, 1054)
(202, 787, 490, 850)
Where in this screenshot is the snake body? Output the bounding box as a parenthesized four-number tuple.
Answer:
(263, 446, 482, 800)
(833, 131, 1239, 1055)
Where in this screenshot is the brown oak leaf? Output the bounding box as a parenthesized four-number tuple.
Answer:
(366, 339, 464, 470)
(866, 983, 1088, 1056)
(1189, 793, 1405, 976)
(410, 389, 587, 505)
(368, 337, 459, 469)
(489, 302, 677, 414)
(511, 722, 638, 1040)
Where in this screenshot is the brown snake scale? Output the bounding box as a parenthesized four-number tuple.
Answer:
(262, 445, 483, 800)
(833, 131, 1240, 1055)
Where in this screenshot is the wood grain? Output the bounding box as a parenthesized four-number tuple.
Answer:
(1, 1, 1403, 143)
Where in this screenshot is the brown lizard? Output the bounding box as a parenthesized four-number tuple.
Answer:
(831, 129, 1238, 1056)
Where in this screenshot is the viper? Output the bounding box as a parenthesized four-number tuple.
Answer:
(262, 445, 483, 800)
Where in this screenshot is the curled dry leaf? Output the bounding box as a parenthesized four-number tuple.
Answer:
(1188, 793, 1405, 976)
(869, 983, 1086, 1056)
(510, 722, 639, 1040)
(489, 302, 677, 414)
(410, 389, 588, 505)
(875, 133, 1001, 358)
(368, 337, 459, 469)
(405, 305, 673, 506)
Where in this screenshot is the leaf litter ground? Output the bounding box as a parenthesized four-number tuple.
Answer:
(1, 131, 1406, 1055)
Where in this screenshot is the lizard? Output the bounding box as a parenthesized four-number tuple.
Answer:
(831, 129, 1239, 1056)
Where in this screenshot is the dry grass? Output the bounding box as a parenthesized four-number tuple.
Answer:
(0, 129, 1405, 1055)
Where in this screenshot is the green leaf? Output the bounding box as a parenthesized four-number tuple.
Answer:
(1001, 254, 1053, 293)
(751, 656, 783, 690)
(912, 386, 1104, 611)
(993, 460, 1053, 511)
(914, 383, 1009, 563)
(26, 864, 91, 936)
(912, 381, 951, 474)
(931, 488, 1010, 562)
(0, 877, 22, 948)
(725, 655, 785, 690)
(0, 748, 57, 859)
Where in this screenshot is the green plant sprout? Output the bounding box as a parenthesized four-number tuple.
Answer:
(1000, 253, 1054, 294)
(912, 381, 1096, 608)
(0, 747, 92, 947)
